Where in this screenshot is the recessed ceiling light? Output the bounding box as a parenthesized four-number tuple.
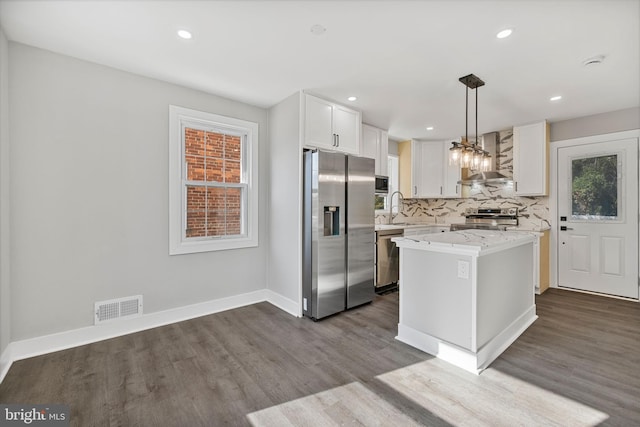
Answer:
(496, 28, 513, 39)
(550, 95, 562, 101)
(177, 29, 192, 40)
(426, 126, 434, 131)
(347, 96, 357, 102)
(310, 24, 326, 35)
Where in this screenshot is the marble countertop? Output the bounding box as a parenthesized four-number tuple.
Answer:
(506, 224, 551, 232)
(393, 229, 537, 253)
(375, 223, 449, 231)
(376, 223, 550, 233)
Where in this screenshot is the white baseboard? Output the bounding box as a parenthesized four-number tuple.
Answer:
(396, 305, 538, 375)
(0, 343, 14, 386)
(476, 305, 538, 371)
(396, 324, 481, 374)
(0, 289, 278, 384)
(266, 289, 301, 317)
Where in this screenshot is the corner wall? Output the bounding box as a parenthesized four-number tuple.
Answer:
(267, 93, 302, 316)
(8, 42, 269, 342)
(0, 27, 11, 358)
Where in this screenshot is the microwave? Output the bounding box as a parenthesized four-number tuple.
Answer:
(375, 175, 389, 194)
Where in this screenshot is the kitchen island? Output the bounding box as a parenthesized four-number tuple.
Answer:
(392, 230, 538, 374)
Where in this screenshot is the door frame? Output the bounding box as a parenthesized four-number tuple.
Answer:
(550, 129, 640, 296)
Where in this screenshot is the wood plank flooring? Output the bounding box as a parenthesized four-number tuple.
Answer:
(1, 288, 638, 426)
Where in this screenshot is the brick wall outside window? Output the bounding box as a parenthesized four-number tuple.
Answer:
(184, 128, 242, 238)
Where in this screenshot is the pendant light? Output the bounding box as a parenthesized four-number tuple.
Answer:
(449, 74, 491, 172)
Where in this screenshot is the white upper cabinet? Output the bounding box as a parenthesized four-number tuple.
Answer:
(379, 130, 389, 176)
(362, 123, 389, 176)
(412, 140, 444, 198)
(411, 140, 460, 198)
(513, 120, 549, 196)
(304, 94, 361, 155)
(304, 95, 334, 148)
(442, 140, 461, 198)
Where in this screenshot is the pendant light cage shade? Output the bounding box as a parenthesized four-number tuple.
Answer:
(449, 140, 492, 171)
(472, 149, 483, 169)
(482, 153, 492, 171)
(449, 142, 462, 165)
(461, 146, 473, 169)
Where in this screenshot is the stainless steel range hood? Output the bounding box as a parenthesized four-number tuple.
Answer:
(458, 132, 512, 185)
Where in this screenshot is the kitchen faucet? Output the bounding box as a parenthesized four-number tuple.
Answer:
(388, 191, 404, 224)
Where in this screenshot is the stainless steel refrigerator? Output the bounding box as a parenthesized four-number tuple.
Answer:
(302, 149, 375, 320)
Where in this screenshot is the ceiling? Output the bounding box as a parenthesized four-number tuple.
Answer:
(1, 0, 638, 141)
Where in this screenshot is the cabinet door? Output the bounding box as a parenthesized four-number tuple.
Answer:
(362, 124, 378, 161)
(398, 140, 412, 196)
(333, 105, 360, 154)
(378, 130, 389, 176)
(513, 121, 549, 196)
(410, 141, 421, 197)
(363, 125, 389, 176)
(538, 230, 550, 294)
(413, 140, 444, 198)
(442, 141, 461, 198)
(304, 95, 335, 149)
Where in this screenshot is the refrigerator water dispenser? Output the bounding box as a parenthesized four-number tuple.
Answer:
(323, 206, 340, 236)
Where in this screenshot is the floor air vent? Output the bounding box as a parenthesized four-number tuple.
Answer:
(94, 295, 143, 324)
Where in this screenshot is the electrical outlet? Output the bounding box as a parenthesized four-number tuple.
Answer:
(457, 260, 469, 279)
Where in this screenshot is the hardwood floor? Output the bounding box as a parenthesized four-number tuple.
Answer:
(1, 288, 638, 426)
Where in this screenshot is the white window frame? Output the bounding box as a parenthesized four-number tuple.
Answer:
(169, 105, 258, 255)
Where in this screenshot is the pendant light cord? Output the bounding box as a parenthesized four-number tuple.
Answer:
(475, 84, 478, 147)
(465, 86, 469, 143)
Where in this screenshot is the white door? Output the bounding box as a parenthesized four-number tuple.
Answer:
(557, 138, 638, 299)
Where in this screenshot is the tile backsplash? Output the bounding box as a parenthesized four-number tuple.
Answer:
(376, 129, 550, 230)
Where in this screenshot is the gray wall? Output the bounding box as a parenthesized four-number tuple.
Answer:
(8, 43, 269, 341)
(550, 107, 640, 142)
(0, 28, 10, 355)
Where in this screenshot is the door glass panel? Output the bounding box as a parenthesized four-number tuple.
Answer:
(571, 154, 618, 220)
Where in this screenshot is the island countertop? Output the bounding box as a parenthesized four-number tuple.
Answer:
(376, 223, 551, 233)
(392, 229, 537, 254)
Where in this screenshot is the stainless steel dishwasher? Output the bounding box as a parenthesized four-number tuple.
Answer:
(375, 228, 403, 292)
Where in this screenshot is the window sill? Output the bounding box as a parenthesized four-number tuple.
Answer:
(170, 236, 258, 255)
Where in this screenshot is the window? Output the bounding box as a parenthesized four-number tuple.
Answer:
(169, 106, 258, 254)
(571, 154, 619, 221)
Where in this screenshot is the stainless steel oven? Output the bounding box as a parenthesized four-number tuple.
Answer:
(449, 207, 519, 231)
